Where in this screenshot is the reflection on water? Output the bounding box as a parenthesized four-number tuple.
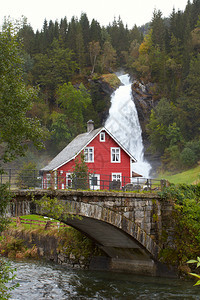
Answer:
(9, 259, 200, 299)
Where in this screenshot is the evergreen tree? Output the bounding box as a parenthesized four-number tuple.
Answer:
(90, 19, 102, 43)
(33, 39, 77, 105)
(66, 16, 78, 52)
(75, 23, 85, 73)
(59, 17, 68, 46)
(151, 9, 166, 50)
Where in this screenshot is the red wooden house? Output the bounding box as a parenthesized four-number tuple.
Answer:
(41, 120, 137, 190)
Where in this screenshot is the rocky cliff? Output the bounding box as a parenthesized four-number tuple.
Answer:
(131, 80, 161, 174)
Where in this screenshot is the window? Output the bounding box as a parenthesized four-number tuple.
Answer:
(112, 173, 121, 182)
(44, 173, 51, 189)
(100, 132, 105, 142)
(111, 147, 120, 163)
(84, 147, 94, 162)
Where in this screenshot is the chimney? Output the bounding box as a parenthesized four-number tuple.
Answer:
(87, 120, 94, 132)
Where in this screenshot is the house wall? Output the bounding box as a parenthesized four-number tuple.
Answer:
(43, 131, 132, 190)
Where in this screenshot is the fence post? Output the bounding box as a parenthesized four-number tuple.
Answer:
(160, 179, 167, 190)
(9, 169, 11, 190)
(74, 173, 77, 190)
(137, 177, 139, 192)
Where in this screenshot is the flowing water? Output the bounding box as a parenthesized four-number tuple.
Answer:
(105, 74, 151, 178)
(8, 259, 200, 299)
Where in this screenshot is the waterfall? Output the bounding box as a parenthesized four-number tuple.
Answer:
(105, 74, 151, 178)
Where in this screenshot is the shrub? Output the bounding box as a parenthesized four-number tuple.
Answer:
(180, 147, 197, 168)
(16, 162, 40, 189)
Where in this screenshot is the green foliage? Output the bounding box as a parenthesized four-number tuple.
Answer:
(100, 41, 117, 72)
(0, 23, 46, 164)
(159, 184, 200, 266)
(0, 184, 18, 300)
(0, 258, 19, 300)
(56, 82, 91, 137)
(71, 152, 90, 190)
(161, 145, 181, 171)
(6, 239, 25, 253)
(0, 184, 12, 233)
(35, 195, 70, 220)
(16, 162, 40, 189)
(186, 54, 200, 97)
(49, 111, 71, 152)
(147, 99, 178, 154)
(35, 195, 79, 224)
(180, 148, 197, 168)
(33, 39, 78, 103)
(0, 21, 48, 299)
(58, 227, 102, 260)
(187, 257, 200, 286)
(147, 95, 200, 171)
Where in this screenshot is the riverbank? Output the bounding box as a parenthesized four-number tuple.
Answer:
(0, 220, 104, 270)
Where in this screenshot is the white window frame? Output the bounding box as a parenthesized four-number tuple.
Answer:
(111, 147, 121, 163)
(66, 172, 72, 188)
(112, 173, 122, 182)
(84, 147, 94, 162)
(99, 132, 105, 142)
(46, 173, 51, 189)
(89, 174, 100, 190)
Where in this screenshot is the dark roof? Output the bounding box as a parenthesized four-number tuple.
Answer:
(41, 127, 136, 171)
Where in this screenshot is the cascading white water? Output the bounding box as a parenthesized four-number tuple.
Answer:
(105, 74, 151, 178)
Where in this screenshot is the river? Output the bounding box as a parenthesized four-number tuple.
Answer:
(8, 259, 200, 299)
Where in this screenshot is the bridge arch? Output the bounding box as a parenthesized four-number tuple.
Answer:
(8, 190, 174, 276)
(59, 200, 160, 261)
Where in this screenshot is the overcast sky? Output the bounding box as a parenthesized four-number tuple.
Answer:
(1, 0, 189, 31)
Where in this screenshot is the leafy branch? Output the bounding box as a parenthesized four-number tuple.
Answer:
(187, 257, 200, 286)
(35, 195, 80, 221)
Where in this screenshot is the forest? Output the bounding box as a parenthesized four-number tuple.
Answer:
(2, 0, 200, 172)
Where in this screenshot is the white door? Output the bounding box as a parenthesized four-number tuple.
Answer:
(66, 173, 72, 188)
(89, 174, 100, 190)
(111, 173, 122, 189)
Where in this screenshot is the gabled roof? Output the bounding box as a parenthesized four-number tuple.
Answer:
(41, 127, 136, 171)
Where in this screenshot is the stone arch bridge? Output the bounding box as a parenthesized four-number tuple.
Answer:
(8, 190, 174, 276)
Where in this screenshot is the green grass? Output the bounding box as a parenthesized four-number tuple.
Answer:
(10, 214, 61, 230)
(157, 165, 200, 185)
(20, 215, 57, 222)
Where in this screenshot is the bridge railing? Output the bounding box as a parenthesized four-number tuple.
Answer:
(0, 169, 167, 192)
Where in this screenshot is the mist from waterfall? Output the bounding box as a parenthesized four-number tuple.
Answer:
(105, 74, 151, 178)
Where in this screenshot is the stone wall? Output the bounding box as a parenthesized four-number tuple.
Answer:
(5, 229, 91, 270)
